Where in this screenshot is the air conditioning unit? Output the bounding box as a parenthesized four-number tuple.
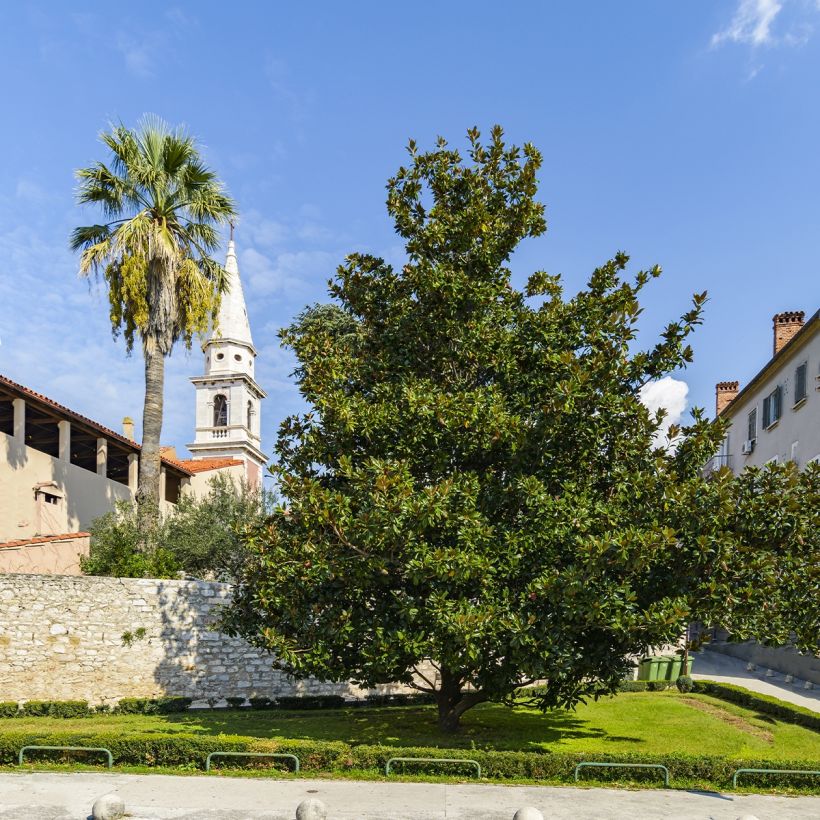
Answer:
(741, 439, 755, 455)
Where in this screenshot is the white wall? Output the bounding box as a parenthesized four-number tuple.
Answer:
(723, 328, 820, 470)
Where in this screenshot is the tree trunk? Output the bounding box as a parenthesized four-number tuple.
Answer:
(434, 668, 486, 733)
(138, 343, 165, 514)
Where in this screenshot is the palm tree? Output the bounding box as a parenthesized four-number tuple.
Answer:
(71, 116, 237, 510)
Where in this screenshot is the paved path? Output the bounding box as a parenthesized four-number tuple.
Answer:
(692, 650, 820, 712)
(0, 772, 819, 819)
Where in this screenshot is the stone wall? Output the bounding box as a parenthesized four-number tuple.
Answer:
(0, 573, 407, 705)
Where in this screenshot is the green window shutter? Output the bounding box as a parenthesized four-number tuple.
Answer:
(795, 362, 807, 403)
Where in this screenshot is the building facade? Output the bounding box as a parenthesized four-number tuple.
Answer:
(712, 309, 820, 472)
(185, 236, 267, 491)
(0, 375, 193, 568)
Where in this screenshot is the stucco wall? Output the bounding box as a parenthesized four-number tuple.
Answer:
(0, 535, 89, 575)
(0, 431, 133, 541)
(0, 574, 409, 705)
(187, 463, 247, 499)
(723, 327, 820, 470)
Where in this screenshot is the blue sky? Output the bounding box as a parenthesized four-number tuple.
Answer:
(1, 0, 818, 461)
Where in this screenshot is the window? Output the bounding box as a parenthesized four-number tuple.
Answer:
(213, 394, 228, 427)
(747, 408, 757, 442)
(762, 386, 782, 429)
(794, 361, 808, 405)
(247, 400, 253, 431)
(234, 354, 242, 362)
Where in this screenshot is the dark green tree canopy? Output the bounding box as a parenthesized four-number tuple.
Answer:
(225, 127, 819, 732)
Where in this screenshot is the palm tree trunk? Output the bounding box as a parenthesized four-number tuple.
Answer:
(138, 343, 165, 512)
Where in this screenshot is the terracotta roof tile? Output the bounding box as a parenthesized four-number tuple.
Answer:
(0, 374, 192, 476)
(0, 532, 90, 550)
(177, 457, 244, 474)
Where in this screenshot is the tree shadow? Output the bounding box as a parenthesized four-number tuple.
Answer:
(158, 702, 643, 751)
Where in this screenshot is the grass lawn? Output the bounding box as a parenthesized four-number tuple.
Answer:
(1, 691, 817, 762)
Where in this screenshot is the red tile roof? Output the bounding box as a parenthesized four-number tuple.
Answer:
(177, 457, 244, 474)
(0, 532, 90, 550)
(0, 374, 192, 476)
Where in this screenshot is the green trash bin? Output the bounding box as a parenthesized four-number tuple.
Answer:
(678, 655, 695, 677)
(638, 655, 668, 681)
(666, 655, 683, 680)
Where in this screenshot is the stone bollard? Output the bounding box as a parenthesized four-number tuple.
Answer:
(513, 809, 545, 820)
(736, 815, 761, 820)
(296, 797, 328, 820)
(91, 793, 125, 820)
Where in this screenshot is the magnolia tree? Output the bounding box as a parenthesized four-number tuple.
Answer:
(224, 128, 819, 732)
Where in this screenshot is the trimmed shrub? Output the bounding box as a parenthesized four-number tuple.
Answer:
(114, 698, 191, 715)
(249, 697, 272, 710)
(1, 726, 818, 789)
(20, 701, 90, 718)
(693, 680, 820, 732)
(676, 676, 694, 693)
(274, 695, 346, 710)
(364, 693, 436, 707)
(617, 680, 649, 692)
(225, 697, 246, 709)
(0, 703, 19, 718)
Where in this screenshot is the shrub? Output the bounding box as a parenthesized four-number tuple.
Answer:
(274, 695, 346, 710)
(0, 703, 19, 718)
(114, 697, 191, 715)
(364, 692, 436, 707)
(225, 697, 246, 709)
(693, 680, 820, 732)
(248, 697, 272, 710)
(1, 727, 818, 789)
(20, 701, 90, 718)
(676, 676, 694, 693)
(617, 680, 649, 692)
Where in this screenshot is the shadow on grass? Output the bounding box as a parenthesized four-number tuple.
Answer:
(160, 704, 644, 752)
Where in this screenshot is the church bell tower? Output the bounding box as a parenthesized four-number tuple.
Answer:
(187, 231, 267, 486)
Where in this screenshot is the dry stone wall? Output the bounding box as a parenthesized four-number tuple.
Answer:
(0, 574, 407, 705)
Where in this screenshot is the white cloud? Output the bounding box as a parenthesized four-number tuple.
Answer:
(712, 0, 783, 47)
(116, 35, 155, 78)
(242, 248, 336, 297)
(639, 377, 689, 447)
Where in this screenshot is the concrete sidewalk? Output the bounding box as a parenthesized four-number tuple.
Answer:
(692, 650, 820, 712)
(1, 772, 819, 819)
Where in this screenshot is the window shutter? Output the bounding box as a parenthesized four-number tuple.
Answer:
(774, 385, 782, 421)
(762, 395, 771, 428)
(795, 362, 807, 403)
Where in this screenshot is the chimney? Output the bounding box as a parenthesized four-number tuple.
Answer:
(715, 381, 739, 417)
(122, 416, 135, 440)
(772, 311, 805, 356)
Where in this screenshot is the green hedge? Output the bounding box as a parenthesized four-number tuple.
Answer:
(693, 681, 820, 732)
(1, 728, 818, 789)
(114, 697, 192, 715)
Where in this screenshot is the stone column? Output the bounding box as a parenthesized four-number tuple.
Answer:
(58, 420, 71, 462)
(159, 467, 167, 503)
(128, 454, 139, 492)
(12, 398, 25, 443)
(96, 438, 108, 477)
(180, 476, 192, 497)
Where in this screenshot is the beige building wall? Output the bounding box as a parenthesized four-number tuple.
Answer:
(0, 534, 90, 575)
(1, 431, 134, 541)
(186, 463, 248, 499)
(721, 325, 820, 471)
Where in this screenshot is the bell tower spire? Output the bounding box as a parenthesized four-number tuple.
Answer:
(187, 230, 267, 486)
